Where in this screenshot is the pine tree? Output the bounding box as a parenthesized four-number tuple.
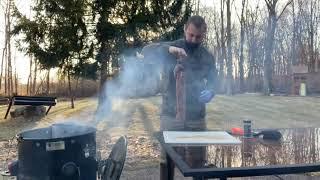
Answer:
(12, 0, 95, 107)
(94, 0, 192, 105)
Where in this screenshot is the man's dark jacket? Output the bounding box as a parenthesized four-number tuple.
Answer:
(142, 39, 217, 120)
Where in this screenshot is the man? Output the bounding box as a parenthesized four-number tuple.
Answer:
(141, 15, 217, 179)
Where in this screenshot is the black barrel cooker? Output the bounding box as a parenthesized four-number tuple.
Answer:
(9, 122, 127, 180)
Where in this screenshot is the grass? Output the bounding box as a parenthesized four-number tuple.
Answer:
(0, 98, 98, 140)
(0, 95, 320, 140)
(206, 95, 320, 129)
(1, 95, 320, 179)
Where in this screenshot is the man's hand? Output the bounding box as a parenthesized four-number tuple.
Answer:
(199, 90, 215, 103)
(173, 64, 184, 78)
(169, 46, 188, 59)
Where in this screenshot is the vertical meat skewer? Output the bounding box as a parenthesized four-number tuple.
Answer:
(175, 59, 186, 125)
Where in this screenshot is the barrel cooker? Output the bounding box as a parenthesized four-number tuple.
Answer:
(8, 123, 127, 180)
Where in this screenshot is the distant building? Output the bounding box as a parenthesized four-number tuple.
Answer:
(291, 64, 320, 96)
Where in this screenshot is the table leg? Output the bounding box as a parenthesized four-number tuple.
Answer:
(167, 154, 174, 180)
(46, 106, 52, 115)
(4, 100, 12, 119)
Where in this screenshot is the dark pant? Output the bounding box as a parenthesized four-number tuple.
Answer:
(160, 115, 207, 180)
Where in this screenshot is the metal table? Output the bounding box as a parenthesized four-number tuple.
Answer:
(156, 128, 320, 180)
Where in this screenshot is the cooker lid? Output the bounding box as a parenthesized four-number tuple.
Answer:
(18, 122, 96, 140)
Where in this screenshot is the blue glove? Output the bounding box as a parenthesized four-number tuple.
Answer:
(199, 90, 215, 103)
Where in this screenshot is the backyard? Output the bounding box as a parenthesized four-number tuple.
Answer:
(0, 94, 320, 179)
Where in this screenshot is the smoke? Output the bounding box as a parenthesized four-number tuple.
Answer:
(94, 48, 165, 129)
(13, 46, 165, 142)
(20, 46, 166, 137)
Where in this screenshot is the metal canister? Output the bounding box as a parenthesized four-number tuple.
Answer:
(243, 120, 252, 138)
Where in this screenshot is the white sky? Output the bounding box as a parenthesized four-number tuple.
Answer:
(201, 0, 215, 6)
(0, 0, 33, 84)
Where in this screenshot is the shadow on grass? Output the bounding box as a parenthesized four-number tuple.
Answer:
(0, 115, 45, 140)
(137, 104, 156, 137)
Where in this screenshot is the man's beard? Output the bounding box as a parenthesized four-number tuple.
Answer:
(185, 40, 200, 50)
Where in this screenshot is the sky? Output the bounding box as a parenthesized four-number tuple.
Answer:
(0, 0, 33, 84)
(0, 0, 258, 84)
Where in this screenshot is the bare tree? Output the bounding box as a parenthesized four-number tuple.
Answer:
(244, 4, 264, 92)
(0, 48, 4, 91)
(67, 60, 74, 108)
(6, 0, 13, 95)
(13, 53, 17, 94)
(306, 0, 319, 72)
(46, 69, 50, 95)
(0, 0, 15, 96)
(263, 0, 293, 95)
(196, 0, 200, 15)
(212, 10, 223, 89)
(0, 0, 5, 90)
(27, 55, 32, 95)
(32, 59, 37, 95)
(226, 0, 233, 95)
(237, 0, 247, 93)
(290, 0, 298, 69)
(219, 0, 227, 93)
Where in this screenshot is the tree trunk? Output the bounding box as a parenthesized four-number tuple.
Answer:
(3, 0, 9, 95)
(289, 0, 296, 74)
(220, 0, 226, 93)
(75, 77, 80, 98)
(263, 1, 277, 95)
(196, 0, 200, 15)
(4, 48, 7, 95)
(226, 0, 233, 95)
(14, 56, 18, 94)
(263, 0, 292, 95)
(33, 59, 37, 95)
(81, 77, 85, 97)
(46, 69, 50, 95)
(27, 56, 33, 95)
(67, 68, 74, 108)
(213, 11, 222, 92)
(308, 1, 315, 72)
(7, 0, 13, 96)
(15, 72, 18, 95)
(98, 42, 109, 106)
(99, 64, 108, 102)
(245, 6, 252, 81)
(0, 45, 5, 91)
(263, 10, 276, 95)
(239, 0, 246, 93)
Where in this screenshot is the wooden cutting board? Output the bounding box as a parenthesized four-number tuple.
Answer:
(163, 131, 241, 145)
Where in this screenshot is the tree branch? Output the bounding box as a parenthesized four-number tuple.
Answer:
(276, 0, 293, 21)
(233, 1, 241, 23)
(264, 0, 272, 10)
(0, 1, 6, 12)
